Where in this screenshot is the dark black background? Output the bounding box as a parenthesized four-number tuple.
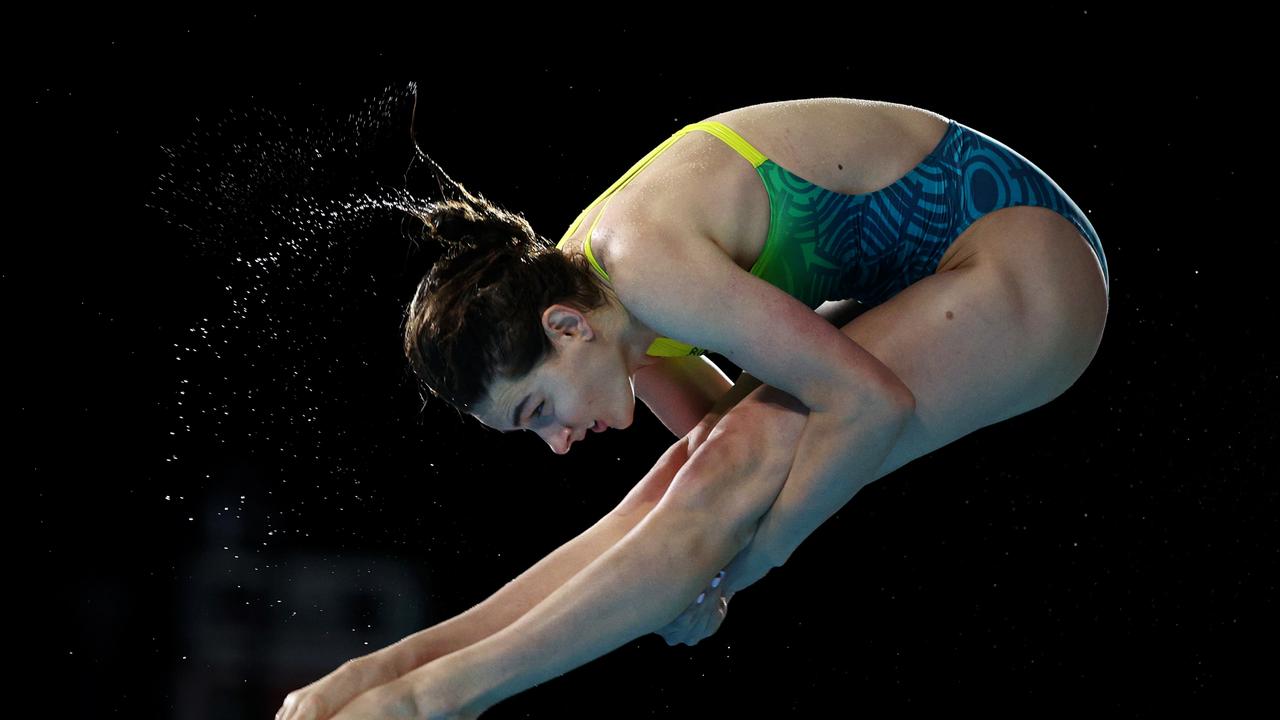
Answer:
(14, 10, 1275, 718)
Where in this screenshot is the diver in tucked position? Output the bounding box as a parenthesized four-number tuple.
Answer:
(278, 96, 1110, 718)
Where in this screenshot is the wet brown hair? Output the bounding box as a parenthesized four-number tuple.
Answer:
(401, 183, 613, 423)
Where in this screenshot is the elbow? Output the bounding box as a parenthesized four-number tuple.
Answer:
(859, 361, 915, 413)
(879, 366, 917, 412)
(864, 389, 915, 436)
(821, 387, 914, 423)
(857, 376, 916, 418)
(888, 384, 916, 413)
(817, 380, 915, 447)
(804, 365, 915, 420)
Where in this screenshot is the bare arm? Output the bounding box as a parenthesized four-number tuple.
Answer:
(384, 298, 868, 671)
(696, 299, 908, 596)
(424, 439, 757, 713)
(279, 438, 699, 720)
(419, 382, 908, 713)
(284, 300, 874, 717)
(380, 438, 694, 677)
(686, 299, 868, 453)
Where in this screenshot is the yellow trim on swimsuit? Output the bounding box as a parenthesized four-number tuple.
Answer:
(556, 121, 768, 357)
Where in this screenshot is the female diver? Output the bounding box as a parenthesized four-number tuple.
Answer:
(278, 97, 1110, 718)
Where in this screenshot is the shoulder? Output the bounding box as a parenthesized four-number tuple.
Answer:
(604, 216, 877, 415)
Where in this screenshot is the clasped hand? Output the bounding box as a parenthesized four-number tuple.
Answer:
(656, 402, 790, 648)
(656, 569, 734, 647)
(654, 525, 779, 648)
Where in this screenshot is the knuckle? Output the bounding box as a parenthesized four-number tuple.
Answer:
(280, 692, 306, 717)
(293, 695, 325, 719)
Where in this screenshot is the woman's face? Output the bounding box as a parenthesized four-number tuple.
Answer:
(474, 302, 638, 454)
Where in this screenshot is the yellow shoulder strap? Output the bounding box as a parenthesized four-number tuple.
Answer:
(582, 197, 614, 282)
(683, 121, 769, 168)
(558, 120, 767, 284)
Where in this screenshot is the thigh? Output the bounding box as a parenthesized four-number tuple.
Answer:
(845, 204, 1110, 482)
(717, 205, 1109, 492)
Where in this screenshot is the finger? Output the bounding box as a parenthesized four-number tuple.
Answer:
(667, 584, 714, 646)
(698, 586, 729, 643)
(277, 693, 299, 720)
(294, 695, 325, 720)
(661, 610, 693, 646)
(685, 587, 715, 645)
(687, 613, 708, 646)
(662, 615, 689, 646)
(277, 691, 312, 717)
(666, 613, 694, 646)
(688, 589, 719, 645)
(278, 693, 305, 720)
(703, 586, 726, 637)
(714, 591, 730, 625)
(675, 605, 700, 646)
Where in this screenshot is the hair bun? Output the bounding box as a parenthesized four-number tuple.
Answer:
(421, 201, 479, 252)
(420, 198, 527, 260)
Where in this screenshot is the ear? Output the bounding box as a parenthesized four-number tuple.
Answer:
(541, 303, 597, 343)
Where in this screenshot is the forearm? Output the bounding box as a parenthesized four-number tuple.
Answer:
(375, 518, 633, 677)
(433, 444, 751, 713)
(705, 301, 863, 423)
(378, 441, 692, 678)
(691, 298, 870, 445)
(691, 299, 864, 451)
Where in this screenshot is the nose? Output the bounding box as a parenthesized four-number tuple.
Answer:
(547, 423, 586, 455)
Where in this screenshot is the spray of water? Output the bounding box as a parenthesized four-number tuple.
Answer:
(145, 80, 495, 543)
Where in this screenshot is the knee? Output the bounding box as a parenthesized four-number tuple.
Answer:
(1048, 343, 1102, 404)
(1042, 307, 1108, 405)
(712, 390, 810, 445)
(1016, 346, 1098, 416)
(1030, 259, 1109, 403)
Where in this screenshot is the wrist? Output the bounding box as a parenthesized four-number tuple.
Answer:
(346, 651, 403, 688)
(374, 629, 440, 678)
(412, 647, 499, 718)
(363, 644, 403, 677)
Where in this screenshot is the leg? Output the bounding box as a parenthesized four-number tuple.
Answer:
(724, 204, 1109, 491)
(858, 205, 1109, 479)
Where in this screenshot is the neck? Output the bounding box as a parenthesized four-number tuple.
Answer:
(612, 303, 662, 376)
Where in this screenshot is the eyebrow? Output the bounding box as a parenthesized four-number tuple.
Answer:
(510, 393, 531, 432)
